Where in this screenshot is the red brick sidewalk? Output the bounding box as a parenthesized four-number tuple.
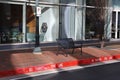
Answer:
(0, 47, 120, 78)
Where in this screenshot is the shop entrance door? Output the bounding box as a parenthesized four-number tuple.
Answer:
(111, 11, 120, 39)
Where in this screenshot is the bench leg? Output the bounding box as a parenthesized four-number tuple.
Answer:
(63, 49, 68, 57)
(57, 47, 68, 57)
(57, 46, 60, 55)
(72, 48, 75, 54)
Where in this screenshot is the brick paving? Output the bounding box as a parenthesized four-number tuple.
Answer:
(0, 46, 120, 77)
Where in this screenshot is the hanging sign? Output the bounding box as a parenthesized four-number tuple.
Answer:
(36, 7, 41, 16)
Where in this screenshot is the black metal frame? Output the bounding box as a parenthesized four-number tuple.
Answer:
(56, 38, 82, 56)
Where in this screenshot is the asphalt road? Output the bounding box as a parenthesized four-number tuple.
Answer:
(18, 62, 120, 80)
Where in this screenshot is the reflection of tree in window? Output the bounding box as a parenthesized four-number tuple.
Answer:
(86, 0, 107, 40)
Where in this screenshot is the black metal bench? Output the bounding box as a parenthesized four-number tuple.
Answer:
(56, 38, 82, 56)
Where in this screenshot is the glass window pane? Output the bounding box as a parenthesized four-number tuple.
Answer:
(0, 3, 23, 44)
(112, 0, 120, 9)
(31, 0, 59, 3)
(85, 8, 105, 40)
(86, 0, 107, 40)
(60, 0, 76, 4)
(26, 6, 35, 42)
(39, 6, 59, 42)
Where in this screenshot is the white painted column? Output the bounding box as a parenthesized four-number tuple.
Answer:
(75, 0, 85, 40)
(22, 3, 26, 43)
(82, 0, 86, 40)
(115, 11, 118, 39)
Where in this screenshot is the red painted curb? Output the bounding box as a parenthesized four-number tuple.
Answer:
(0, 54, 119, 78)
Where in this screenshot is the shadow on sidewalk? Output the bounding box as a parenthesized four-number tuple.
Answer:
(0, 49, 33, 79)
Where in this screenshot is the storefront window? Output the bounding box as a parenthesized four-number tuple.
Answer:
(85, 8, 102, 39)
(59, 0, 76, 39)
(85, 0, 107, 40)
(26, 3, 59, 42)
(39, 6, 59, 42)
(26, 6, 36, 42)
(0, 3, 23, 44)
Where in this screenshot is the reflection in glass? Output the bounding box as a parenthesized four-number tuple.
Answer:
(111, 12, 116, 38)
(0, 3, 23, 44)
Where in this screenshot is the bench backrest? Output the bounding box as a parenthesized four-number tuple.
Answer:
(56, 38, 74, 49)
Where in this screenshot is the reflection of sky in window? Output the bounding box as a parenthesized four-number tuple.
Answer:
(113, 0, 120, 9)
